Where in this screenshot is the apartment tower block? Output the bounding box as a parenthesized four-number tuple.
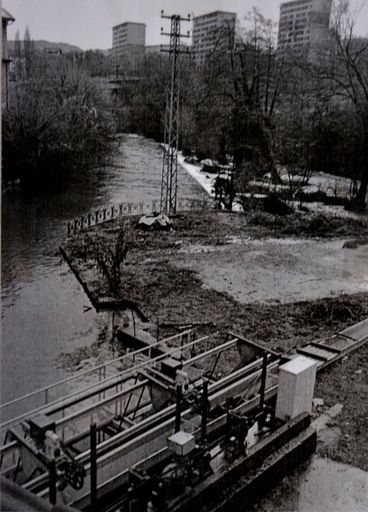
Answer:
(192, 11, 236, 64)
(112, 22, 146, 59)
(278, 0, 332, 55)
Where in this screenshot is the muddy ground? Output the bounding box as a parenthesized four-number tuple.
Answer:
(314, 343, 368, 471)
(62, 209, 368, 469)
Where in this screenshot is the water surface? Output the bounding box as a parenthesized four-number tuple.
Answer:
(1, 135, 207, 405)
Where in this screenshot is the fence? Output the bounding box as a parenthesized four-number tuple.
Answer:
(67, 198, 212, 235)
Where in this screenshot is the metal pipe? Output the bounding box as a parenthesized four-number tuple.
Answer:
(174, 385, 182, 432)
(90, 423, 97, 511)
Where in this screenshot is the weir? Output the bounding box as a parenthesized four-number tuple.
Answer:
(1, 319, 367, 511)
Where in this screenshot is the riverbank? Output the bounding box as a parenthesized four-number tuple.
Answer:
(1, 134, 210, 404)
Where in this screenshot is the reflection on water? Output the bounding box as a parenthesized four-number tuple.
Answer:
(1, 135, 207, 404)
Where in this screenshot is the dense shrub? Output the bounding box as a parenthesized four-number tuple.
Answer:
(2, 54, 115, 188)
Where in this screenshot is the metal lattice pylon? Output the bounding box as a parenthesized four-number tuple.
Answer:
(160, 12, 190, 215)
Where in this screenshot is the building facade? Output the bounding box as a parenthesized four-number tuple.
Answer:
(192, 11, 236, 64)
(112, 22, 145, 60)
(2, 7, 15, 109)
(145, 44, 170, 55)
(145, 44, 189, 55)
(278, 0, 332, 56)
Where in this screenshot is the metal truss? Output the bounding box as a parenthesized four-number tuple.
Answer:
(160, 11, 190, 214)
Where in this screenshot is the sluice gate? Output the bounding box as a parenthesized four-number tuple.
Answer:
(1, 319, 367, 511)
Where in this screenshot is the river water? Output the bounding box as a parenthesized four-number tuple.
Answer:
(1, 135, 207, 405)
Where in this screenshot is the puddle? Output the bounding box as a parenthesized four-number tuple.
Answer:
(252, 456, 368, 512)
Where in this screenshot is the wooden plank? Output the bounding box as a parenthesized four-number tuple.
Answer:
(322, 335, 353, 352)
(341, 318, 368, 341)
(310, 342, 341, 354)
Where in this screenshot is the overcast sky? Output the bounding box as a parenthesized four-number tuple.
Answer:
(5, 0, 368, 50)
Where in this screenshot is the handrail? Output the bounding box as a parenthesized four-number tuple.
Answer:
(0, 334, 213, 433)
(0, 329, 195, 413)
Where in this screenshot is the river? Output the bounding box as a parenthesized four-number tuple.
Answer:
(1, 134, 207, 405)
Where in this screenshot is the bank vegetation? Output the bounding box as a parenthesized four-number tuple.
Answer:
(2, 29, 116, 190)
(115, 1, 368, 206)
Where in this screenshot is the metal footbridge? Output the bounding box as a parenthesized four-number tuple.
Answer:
(1, 319, 367, 511)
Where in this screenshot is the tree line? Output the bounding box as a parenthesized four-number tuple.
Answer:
(3, 1, 368, 205)
(116, 2, 368, 205)
(2, 28, 115, 190)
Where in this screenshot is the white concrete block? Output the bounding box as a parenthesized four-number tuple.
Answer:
(275, 356, 317, 421)
(168, 431, 195, 456)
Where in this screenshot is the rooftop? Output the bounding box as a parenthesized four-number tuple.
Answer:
(112, 21, 146, 29)
(193, 10, 236, 20)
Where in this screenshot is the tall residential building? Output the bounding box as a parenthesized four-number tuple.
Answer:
(2, 7, 14, 109)
(112, 22, 145, 60)
(278, 0, 332, 56)
(192, 11, 236, 64)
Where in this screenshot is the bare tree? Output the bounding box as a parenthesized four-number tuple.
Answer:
(209, 9, 285, 184)
(310, 0, 368, 204)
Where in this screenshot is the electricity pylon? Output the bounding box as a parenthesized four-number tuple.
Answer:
(160, 11, 190, 215)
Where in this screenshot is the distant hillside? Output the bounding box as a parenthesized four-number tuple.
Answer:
(8, 40, 82, 55)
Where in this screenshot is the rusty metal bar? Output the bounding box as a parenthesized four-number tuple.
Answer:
(259, 352, 267, 410)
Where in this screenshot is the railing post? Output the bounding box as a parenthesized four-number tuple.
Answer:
(201, 379, 208, 444)
(181, 333, 185, 362)
(62, 408, 65, 442)
(175, 385, 182, 433)
(90, 423, 97, 511)
(259, 352, 267, 410)
(48, 458, 57, 505)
